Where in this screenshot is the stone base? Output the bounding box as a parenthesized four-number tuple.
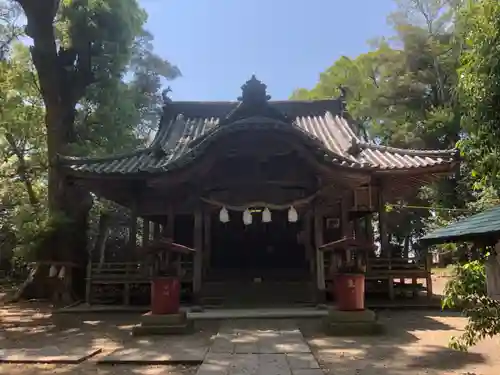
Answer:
(131, 311, 193, 336)
(323, 308, 384, 336)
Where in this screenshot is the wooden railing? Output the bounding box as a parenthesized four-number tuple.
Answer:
(324, 254, 433, 300)
(85, 258, 194, 305)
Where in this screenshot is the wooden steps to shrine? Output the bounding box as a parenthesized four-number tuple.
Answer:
(200, 280, 315, 308)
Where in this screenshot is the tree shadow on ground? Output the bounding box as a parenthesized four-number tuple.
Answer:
(300, 310, 490, 375)
(0, 301, 219, 375)
(0, 301, 219, 349)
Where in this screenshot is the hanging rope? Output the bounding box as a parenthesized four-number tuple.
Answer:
(200, 191, 318, 211)
(386, 203, 477, 213)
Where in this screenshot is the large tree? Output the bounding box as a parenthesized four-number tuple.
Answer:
(2, 0, 179, 301)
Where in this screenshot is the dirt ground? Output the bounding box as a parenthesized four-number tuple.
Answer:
(1, 275, 498, 375)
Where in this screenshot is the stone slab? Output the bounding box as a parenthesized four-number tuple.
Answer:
(140, 311, 188, 326)
(286, 353, 320, 369)
(325, 308, 377, 322)
(131, 321, 194, 336)
(324, 321, 385, 336)
(291, 370, 324, 375)
(97, 340, 207, 364)
(209, 327, 311, 354)
(0, 347, 101, 363)
(196, 353, 322, 375)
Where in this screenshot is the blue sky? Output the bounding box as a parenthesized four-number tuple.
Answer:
(140, 0, 398, 101)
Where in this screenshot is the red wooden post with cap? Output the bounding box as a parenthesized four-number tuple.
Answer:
(319, 237, 374, 311)
(140, 238, 196, 315)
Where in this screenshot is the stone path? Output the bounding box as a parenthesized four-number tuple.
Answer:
(0, 347, 101, 364)
(196, 323, 323, 375)
(97, 336, 208, 364)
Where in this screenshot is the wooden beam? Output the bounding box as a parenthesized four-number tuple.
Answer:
(193, 209, 204, 301)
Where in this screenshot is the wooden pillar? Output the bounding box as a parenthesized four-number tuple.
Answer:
(203, 211, 211, 277)
(341, 195, 352, 238)
(128, 211, 138, 256)
(125, 211, 137, 305)
(143, 218, 150, 247)
(153, 222, 161, 239)
(377, 183, 393, 299)
(193, 209, 203, 302)
(303, 209, 315, 293)
(164, 207, 174, 238)
(314, 205, 325, 297)
(378, 184, 389, 257)
(425, 251, 433, 299)
(365, 215, 374, 242)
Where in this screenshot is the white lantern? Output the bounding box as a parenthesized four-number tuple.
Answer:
(262, 207, 272, 223)
(49, 265, 57, 277)
(243, 209, 253, 225)
(58, 266, 66, 279)
(288, 206, 298, 222)
(219, 206, 229, 223)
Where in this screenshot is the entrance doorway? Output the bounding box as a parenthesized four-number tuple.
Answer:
(209, 209, 308, 280)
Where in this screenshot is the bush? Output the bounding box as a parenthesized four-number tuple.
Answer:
(442, 260, 486, 309)
(442, 259, 500, 351)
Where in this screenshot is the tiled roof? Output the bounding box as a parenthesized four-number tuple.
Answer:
(421, 206, 500, 244)
(60, 99, 457, 175)
(60, 76, 457, 176)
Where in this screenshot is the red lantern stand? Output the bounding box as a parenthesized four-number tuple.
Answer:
(142, 238, 196, 315)
(132, 238, 196, 336)
(319, 238, 373, 311)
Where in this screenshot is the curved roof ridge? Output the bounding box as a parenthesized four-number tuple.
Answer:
(141, 119, 371, 173)
(356, 141, 458, 156)
(58, 147, 154, 165)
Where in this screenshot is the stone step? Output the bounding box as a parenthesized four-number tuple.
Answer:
(131, 322, 193, 336)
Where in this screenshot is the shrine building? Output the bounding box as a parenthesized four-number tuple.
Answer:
(60, 76, 459, 306)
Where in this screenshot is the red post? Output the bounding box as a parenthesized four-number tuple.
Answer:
(151, 277, 180, 314)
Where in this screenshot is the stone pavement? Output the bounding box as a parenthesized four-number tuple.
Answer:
(196, 322, 323, 375)
(0, 347, 101, 363)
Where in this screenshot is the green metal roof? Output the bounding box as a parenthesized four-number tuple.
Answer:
(421, 205, 500, 244)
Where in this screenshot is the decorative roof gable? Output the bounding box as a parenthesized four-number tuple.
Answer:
(220, 75, 290, 125)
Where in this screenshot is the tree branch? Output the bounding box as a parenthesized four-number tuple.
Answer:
(4, 133, 39, 206)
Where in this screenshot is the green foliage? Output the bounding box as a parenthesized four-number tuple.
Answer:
(291, 0, 469, 251)
(442, 260, 486, 309)
(0, 0, 179, 267)
(457, 0, 500, 193)
(448, 294, 500, 351)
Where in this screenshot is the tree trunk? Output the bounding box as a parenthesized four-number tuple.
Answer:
(14, 0, 93, 303)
